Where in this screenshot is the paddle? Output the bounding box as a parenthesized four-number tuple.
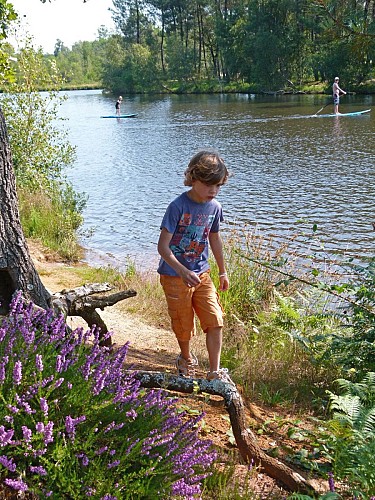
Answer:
(313, 100, 331, 116)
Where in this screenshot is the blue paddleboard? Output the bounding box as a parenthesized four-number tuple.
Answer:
(313, 109, 371, 118)
(100, 114, 137, 118)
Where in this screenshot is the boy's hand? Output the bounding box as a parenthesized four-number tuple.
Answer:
(180, 269, 201, 288)
(219, 274, 229, 291)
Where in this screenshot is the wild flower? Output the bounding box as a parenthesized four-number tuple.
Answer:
(328, 471, 335, 492)
(0, 294, 217, 498)
(13, 360, 22, 385)
(4, 477, 28, 491)
(35, 354, 43, 372)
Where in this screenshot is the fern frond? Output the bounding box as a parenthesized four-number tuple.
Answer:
(329, 394, 361, 423)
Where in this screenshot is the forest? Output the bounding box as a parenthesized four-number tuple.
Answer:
(9, 0, 375, 94)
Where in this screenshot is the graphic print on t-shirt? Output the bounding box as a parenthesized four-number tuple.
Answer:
(170, 213, 215, 262)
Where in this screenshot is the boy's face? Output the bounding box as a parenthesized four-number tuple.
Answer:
(189, 179, 224, 203)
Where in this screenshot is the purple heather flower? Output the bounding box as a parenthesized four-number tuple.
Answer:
(93, 368, 109, 395)
(65, 416, 74, 437)
(21, 401, 33, 415)
(0, 363, 5, 383)
(0, 455, 16, 472)
(7, 405, 19, 414)
(0, 327, 6, 342)
(54, 378, 64, 389)
(77, 453, 89, 467)
(4, 478, 28, 491)
(55, 355, 63, 373)
(22, 426, 32, 442)
(44, 421, 54, 445)
(126, 409, 137, 420)
(95, 446, 108, 456)
(36, 422, 45, 433)
(13, 360, 22, 385)
(171, 478, 201, 498)
(328, 471, 335, 492)
(107, 460, 120, 468)
(65, 415, 86, 441)
(30, 465, 47, 476)
(40, 398, 49, 416)
(35, 354, 43, 372)
(0, 426, 14, 446)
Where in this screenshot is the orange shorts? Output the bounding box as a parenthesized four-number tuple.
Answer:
(160, 271, 224, 342)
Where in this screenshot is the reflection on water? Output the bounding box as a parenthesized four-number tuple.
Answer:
(60, 90, 374, 270)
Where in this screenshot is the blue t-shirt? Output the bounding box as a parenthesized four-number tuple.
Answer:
(157, 191, 223, 276)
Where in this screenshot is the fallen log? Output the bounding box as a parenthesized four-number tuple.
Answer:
(134, 371, 317, 495)
(51, 283, 137, 346)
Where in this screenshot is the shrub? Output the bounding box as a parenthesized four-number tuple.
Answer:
(0, 294, 216, 498)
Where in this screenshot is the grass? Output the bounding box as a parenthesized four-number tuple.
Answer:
(19, 188, 84, 262)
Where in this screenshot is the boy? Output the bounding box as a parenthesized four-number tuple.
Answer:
(157, 150, 233, 383)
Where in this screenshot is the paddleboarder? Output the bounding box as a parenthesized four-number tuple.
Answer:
(332, 77, 346, 114)
(115, 96, 123, 115)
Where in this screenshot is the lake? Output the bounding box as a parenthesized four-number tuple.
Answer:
(60, 90, 374, 271)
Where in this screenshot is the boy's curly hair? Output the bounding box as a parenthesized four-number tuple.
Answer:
(184, 150, 229, 187)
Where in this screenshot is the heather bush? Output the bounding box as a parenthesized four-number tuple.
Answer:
(0, 293, 216, 498)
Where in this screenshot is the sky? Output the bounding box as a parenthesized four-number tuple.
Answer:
(10, 0, 115, 54)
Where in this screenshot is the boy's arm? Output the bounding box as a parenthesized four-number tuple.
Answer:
(158, 228, 201, 287)
(209, 231, 229, 291)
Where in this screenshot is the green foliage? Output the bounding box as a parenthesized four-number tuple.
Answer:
(306, 259, 375, 378)
(18, 187, 85, 262)
(6, 0, 375, 93)
(322, 374, 375, 497)
(99, 0, 375, 92)
(101, 36, 161, 93)
(54, 38, 108, 85)
(0, 40, 86, 260)
(1, 44, 76, 192)
(0, 0, 17, 82)
(212, 229, 342, 405)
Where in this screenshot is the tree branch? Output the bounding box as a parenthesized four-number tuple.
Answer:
(134, 371, 317, 495)
(50, 283, 137, 346)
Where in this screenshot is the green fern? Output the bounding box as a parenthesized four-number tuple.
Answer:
(325, 373, 375, 496)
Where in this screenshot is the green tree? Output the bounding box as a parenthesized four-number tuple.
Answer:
(1, 45, 76, 192)
(0, 41, 85, 261)
(311, 0, 375, 84)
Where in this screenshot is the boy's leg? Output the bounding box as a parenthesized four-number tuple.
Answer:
(178, 339, 194, 362)
(192, 273, 224, 369)
(160, 275, 198, 377)
(206, 326, 222, 373)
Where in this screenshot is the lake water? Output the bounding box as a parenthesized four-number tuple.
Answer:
(60, 90, 374, 271)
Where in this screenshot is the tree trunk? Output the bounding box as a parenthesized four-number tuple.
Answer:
(0, 108, 51, 313)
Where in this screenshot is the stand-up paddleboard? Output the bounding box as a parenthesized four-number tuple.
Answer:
(100, 114, 137, 118)
(313, 109, 371, 118)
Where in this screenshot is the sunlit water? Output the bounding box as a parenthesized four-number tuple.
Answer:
(59, 90, 374, 271)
